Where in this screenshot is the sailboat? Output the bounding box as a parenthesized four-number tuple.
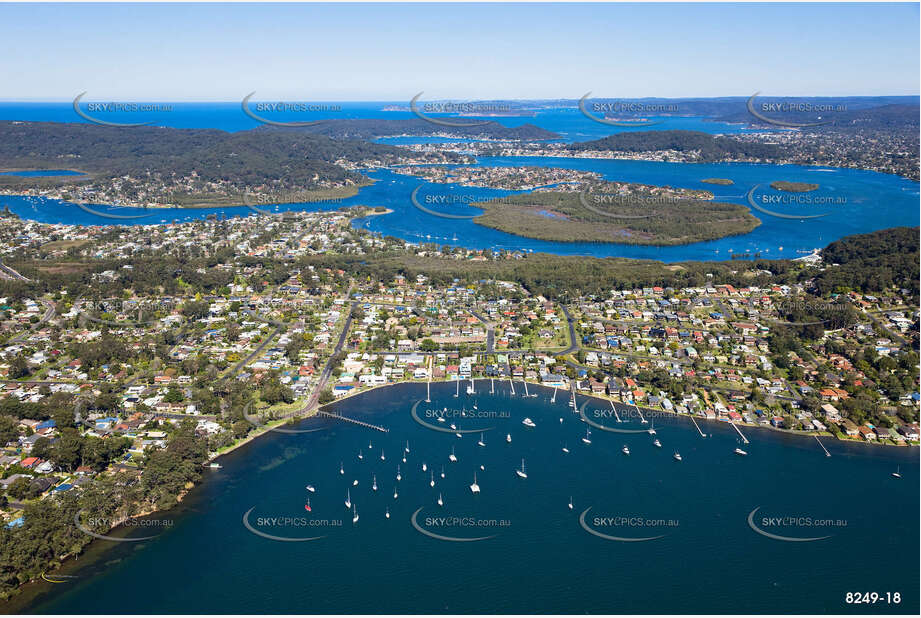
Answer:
(449, 446, 457, 462)
(304, 499, 311, 512)
(352, 479, 359, 486)
(734, 447, 748, 456)
(477, 432, 486, 447)
(345, 489, 352, 509)
(422, 461, 427, 472)
(339, 462, 344, 475)
(402, 455, 407, 463)
(368, 441, 372, 450)
(892, 466, 902, 479)
(506, 433, 512, 443)
(357, 449, 363, 460)
(449, 423, 457, 430)
(393, 487, 398, 499)
(648, 421, 656, 436)
(562, 442, 569, 453)
(454, 380, 459, 398)
(516, 458, 528, 479)
(352, 504, 359, 524)
(568, 496, 573, 510)
(380, 449, 385, 461)
(430, 471, 435, 487)
(385, 507, 390, 519)
(582, 428, 592, 444)
(440, 465, 445, 479)
(653, 438, 662, 448)
(437, 493, 443, 507)
(470, 472, 480, 493)
(673, 452, 682, 461)
(622, 445, 630, 455)
(396, 465, 401, 481)
(405, 440, 410, 454)
(372, 474, 378, 491)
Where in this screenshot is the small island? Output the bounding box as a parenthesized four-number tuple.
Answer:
(701, 178, 734, 185)
(770, 181, 819, 192)
(470, 181, 760, 246)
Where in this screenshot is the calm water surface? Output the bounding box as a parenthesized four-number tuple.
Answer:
(17, 383, 919, 614)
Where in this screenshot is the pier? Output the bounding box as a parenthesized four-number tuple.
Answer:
(815, 435, 831, 457)
(730, 421, 749, 444)
(551, 387, 557, 403)
(318, 410, 389, 433)
(523, 380, 529, 397)
(633, 403, 647, 424)
(490, 378, 494, 394)
(609, 400, 621, 423)
(426, 380, 431, 403)
(509, 378, 515, 396)
(689, 414, 707, 438)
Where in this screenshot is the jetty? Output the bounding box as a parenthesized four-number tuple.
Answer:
(730, 421, 749, 444)
(689, 414, 707, 438)
(509, 378, 515, 396)
(609, 400, 621, 423)
(814, 435, 831, 457)
(318, 410, 389, 433)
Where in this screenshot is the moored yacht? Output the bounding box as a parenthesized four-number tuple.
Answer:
(673, 452, 682, 461)
(449, 446, 457, 462)
(470, 472, 480, 493)
(345, 489, 351, 509)
(622, 445, 630, 455)
(734, 447, 748, 456)
(522, 417, 536, 427)
(516, 458, 527, 479)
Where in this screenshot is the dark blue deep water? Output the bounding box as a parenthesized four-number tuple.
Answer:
(16, 383, 919, 614)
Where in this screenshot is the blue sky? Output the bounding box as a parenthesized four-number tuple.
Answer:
(1, 2, 918, 100)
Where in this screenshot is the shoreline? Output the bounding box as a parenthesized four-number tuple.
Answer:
(6, 376, 914, 609)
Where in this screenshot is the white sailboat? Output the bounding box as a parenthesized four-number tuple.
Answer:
(357, 449, 363, 460)
(422, 461, 427, 472)
(648, 421, 656, 435)
(506, 433, 512, 443)
(352, 479, 359, 486)
(477, 432, 486, 447)
(430, 471, 435, 487)
(622, 445, 630, 455)
(372, 474, 378, 491)
(339, 461, 344, 475)
(562, 442, 569, 453)
(305, 484, 315, 493)
(396, 465, 402, 481)
(352, 504, 359, 524)
(734, 447, 748, 456)
(516, 458, 528, 479)
(582, 428, 592, 444)
(653, 438, 662, 448)
(405, 440, 410, 454)
(393, 487, 398, 499)
(385, 507, 390, 519)
(470, 472, 480, 493)
(380, 449, 385, 461)
(892, 466, 902, 479)
(568, 496, 573, 510)
(440, 465, 445, 479)
(454, 380, 459, 398)
(345, 489, 351, 509)
(437, 492, 443, 507)
(449, 446, 457, 462)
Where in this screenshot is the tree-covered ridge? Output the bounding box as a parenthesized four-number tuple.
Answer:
(815, 227, 920, 297)
(569, 130, 783, 161)
(0, 121, 407, 189)
(270, 118, 559, 141)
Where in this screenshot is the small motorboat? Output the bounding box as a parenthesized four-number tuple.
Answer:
(653, 439, 662, 448)
(352, 479, 359, 486)
(622, 445, 630, 455)
(506, 433, 512, 443)
(734, 448, 748, 456)
(522, 418, 536, 428)
(673, 452, 682, 461)
(305, 484, 316, 493)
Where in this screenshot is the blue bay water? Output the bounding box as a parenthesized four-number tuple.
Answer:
(1, 102, 917, 261)
(20, 383, 919, 614)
